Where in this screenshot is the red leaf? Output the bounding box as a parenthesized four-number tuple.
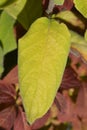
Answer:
(0, 106, 16, 130)
(72, 120, 82, 130)
(31, 110, 50, 130)
(57, 92, 76, 122)
(76, 82, 87, 118)
(55, 92, 67, 113)
(57, 0, 73, 11)
(14, 107, 31, 130)
(42, 0, 49, 11)
(3, 66, 18, 84)
(61, 67, 81, 89)
(0, 81, 16, 105)
(69, 53, 87, 77)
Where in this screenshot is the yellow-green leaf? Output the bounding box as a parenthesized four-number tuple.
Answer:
(71, 31, 87, 62)
(0, 0, 16, 8)
(54, 0, 64, 5)
(85, 30, 87, 42)
(54, 11, 85, 29)
(18, 17, 71, 123)
(74, 0, 87, 18)
(0, 11, 17, 55)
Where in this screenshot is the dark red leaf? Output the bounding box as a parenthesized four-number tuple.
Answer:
(31, 110, 50, 130)
(0, 106, 16, 130)
(0, 81, 16, 105)
(42, 0, 49, 11)
(14, 24, 26, 41)
(57, 0, 73, 11)
(60, 67, 81, 89)
(3, 66, 18, 84)
(14, 107, 31, 130)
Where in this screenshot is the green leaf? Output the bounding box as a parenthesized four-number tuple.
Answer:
(71, 31, 87, 62)
(54, 10, 85, 29)
(5, 0, 42, 30)
(18, 17, 71, 123)
(0, 45, 4, 77)
(0, 11, 17, 55)
(74, 0, 87, 18)
(0, 0, 16, 8)
(85, 30, 87, 42)
(54, 0, 64, 5)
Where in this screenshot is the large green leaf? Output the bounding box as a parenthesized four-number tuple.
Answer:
(0, 11, 17, 55)
(5, 0, 42, 30)
(74, 0, 87, 18)
(71, 31, 87, 62)
(18, 17, 71, 123)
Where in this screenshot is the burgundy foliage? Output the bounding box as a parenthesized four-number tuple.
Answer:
(60, 66, 81, 89)
(0, 81, 16, 105)
(0, 106, 16, 130)
(14, 107, 31, 130)
(56, 0, 73, 11)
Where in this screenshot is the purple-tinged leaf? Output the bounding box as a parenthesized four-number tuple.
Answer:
(55, 92, 67, 113)
(61, 67, 81, 89)
(42, 0, 49, 11)
(0, 81, 16, 104)
(3, 66, 18, 84)
(76, 82, 87, 118)
(57, 92, 76, 122)
(57, 0, 73, 11)
(0, 106, 16, 130)
(31, 110, 50, 130)
(14, 107, 31, 130)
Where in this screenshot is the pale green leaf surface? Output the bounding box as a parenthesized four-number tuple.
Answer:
(54, 11, 85, 29)
(18, 17, 71, 123)
(54, 0, 64, 5)
(85, 30, 87, 42)
(71, 31, 87, 62)
(5, 0, 42, 30)
(74, 0, 87, 18)
(0, 11, 17, 55)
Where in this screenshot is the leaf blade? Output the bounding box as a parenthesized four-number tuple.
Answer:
(18, 17, 71, 123)
(0, 11, 17, 55)
(70, 31, 87, 62)
(74, 0, 87, 18)
(5, 0, 42, 30)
